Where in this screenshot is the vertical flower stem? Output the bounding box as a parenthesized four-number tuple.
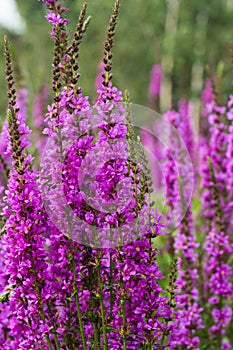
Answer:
(4, 36, 55, 350)
(208, 157, 224, 348)
(97, 257, 108, 350)
(86, 249, 100, 349)
(53, 329, 61, 350)
(46, 300, 60, 350)
(92, 315, 100, 349)
(122, 298, 127, 350)
(67, 215, 87, 350)
(91, 301, 100, 348)
(27, 243, 54, 349)
(31, 270, 53, 350)
(44, 330, 53, 349)
(51, 330, 60, 350)
(109, 228, 114, 318)
(108, 251, 114, 321)
(71, 251, 87, 350)
(117, 244, 128, 350)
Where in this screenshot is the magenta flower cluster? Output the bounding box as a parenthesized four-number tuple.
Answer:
(0, 1, 232, 349)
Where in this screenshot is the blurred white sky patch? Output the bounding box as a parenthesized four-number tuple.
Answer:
(0, 0, 25, 34)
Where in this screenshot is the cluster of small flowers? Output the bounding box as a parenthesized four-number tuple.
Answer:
(161, 105, 203, 349)
(200, 90, 233, 349)
(0, 1, 173, 349)
(146, 66, 233, 349)
(0, 0, 232, 349)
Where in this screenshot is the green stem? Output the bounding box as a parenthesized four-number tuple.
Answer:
(53, 331, 60, 350)
(88, 262, 100, 349)
(109, 228, 114, 317)
(35, 288, 53, 350)
(29, 243, 53, 350)
(117, 243, 128, 350)
(70, 240, 87, 350)
(109, 251, 114, 317)
(92, 320, 100, 350)
(45, 300, 61, 350)
(97, 263, 108, 350)
(67, 215, 87, 350)
(122, 299, 127, 350)
(45, 336, 53, 350)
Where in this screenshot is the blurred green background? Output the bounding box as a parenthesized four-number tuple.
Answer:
(0, 0, 232, 118)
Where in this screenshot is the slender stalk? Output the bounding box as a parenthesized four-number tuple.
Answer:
(122, 299, 127, 350)
(4, 36, 55, 350)
(32, 272, 53, 350)
(91, 311, 100, 348)
(47, 304, 60, 350)
(67, 214, 87, 350)
(117, 242, 128, 350)
(109, 251, 114, 317)
(87, 254, 100, 349)
(208, 157, 224, 348)
(109, 228, 114, 317)
(27, 249, 55, 350)
(45, 337, 53, 350)
(97, 261, 108, 350)
(53, 331, 60, 350)
(70, 252, 87, 350)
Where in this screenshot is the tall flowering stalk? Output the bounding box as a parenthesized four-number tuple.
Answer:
(41, 1, 93, 349)
(200, 89, 232, 238)
(164, 108, 203, 349)
(200, 101, 229, 231)
(226, 95, 233, 234)
(1, 36, 54, 350)
(203, 159, 233, 349)
(41, 1, 174, 349)
(200, 93, 233, 349)
(94, 4, 173, 347)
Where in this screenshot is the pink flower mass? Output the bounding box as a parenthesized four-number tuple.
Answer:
(0, 0, 232, 349)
